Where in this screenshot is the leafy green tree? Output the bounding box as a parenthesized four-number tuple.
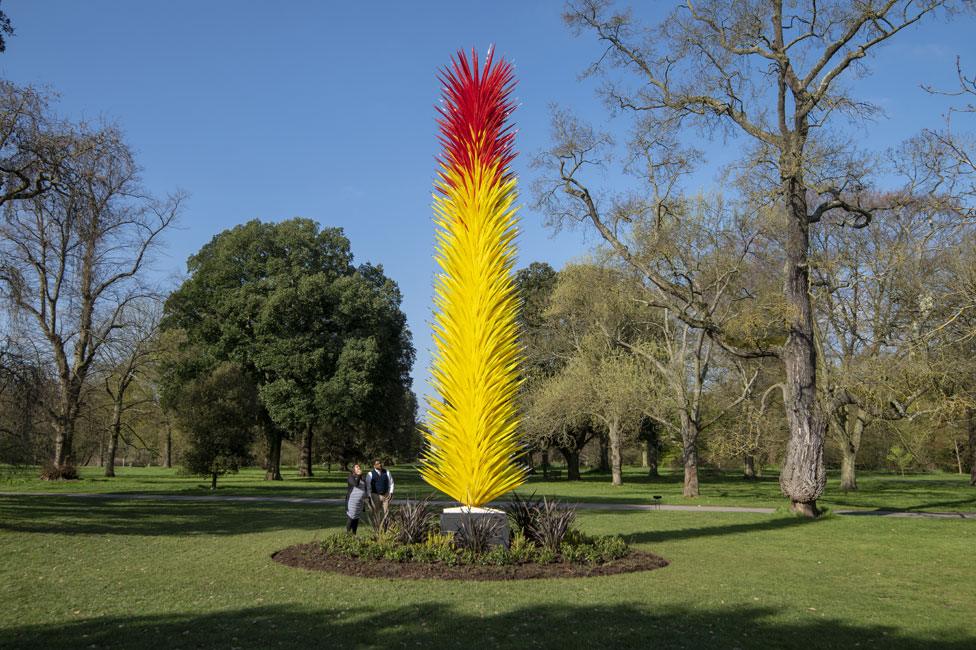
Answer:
(254, 261, 415, 476)
(525, 263, 654, 485)
(515, 262, 570, 471)
(161, 218, 415, 479)
(522, 359, 599, 481)
(885, 445, 915, 477)
(173, 362, 257, 489)
(515, 262, 560, 381)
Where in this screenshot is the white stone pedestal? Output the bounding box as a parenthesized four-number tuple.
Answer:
(440, 506, 510, 547)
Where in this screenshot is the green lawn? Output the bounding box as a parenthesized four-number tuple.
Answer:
(2, 464, 974, 512)
(0, 493, 973, 648)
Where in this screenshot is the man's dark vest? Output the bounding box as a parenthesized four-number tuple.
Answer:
(371, 469, 390, 495)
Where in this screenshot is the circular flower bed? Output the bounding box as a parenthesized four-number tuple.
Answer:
(273, 495, 669, 580)
(273, 538, 668, 580)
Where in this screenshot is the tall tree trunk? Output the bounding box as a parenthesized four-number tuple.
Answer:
(681, 415, 700, 497)
(647, 442, 659, 478)
(640, 440, 649, 468)
(265, 429, 283, 481)
(683, 447, 699, 497)
(298, 423, 313, 478)
(52, 377, 82, 471)
(778, 174, 826, 517)
(53, 416, 74, 469)
(211, 470, 218, 490)
(953, 439, 964, 475)
(838, 408, 864, 492)
(598, 434, 610, 473)
(608, 422, 623, 486)
(839, 446, 858, 492)
(104, 400, 122, 478)
(163, 420, 172, 469)
(743, 455, 757, 480)
(559, 447, 581, 480)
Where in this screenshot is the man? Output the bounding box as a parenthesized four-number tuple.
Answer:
(366, 459, 394, 525)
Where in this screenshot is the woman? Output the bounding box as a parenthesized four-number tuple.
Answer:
(345, 463, 367, 534)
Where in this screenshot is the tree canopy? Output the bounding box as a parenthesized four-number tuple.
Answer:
(161, 218, 416, 478)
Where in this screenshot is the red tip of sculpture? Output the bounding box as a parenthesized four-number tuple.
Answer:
(435, 47, 517, 190)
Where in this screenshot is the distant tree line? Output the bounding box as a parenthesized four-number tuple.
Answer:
(516, 191, 976, 492)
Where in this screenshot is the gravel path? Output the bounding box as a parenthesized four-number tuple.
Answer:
(1, 491, 973, 519)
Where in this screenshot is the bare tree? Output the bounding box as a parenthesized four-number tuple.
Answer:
(539, 0, 957, 515)
(0, 334, 49, 463)
(922, 57, 976, 219)
(610, 200, 762, 496)
(0, 122, 182, 475)
(812, 197, 964, 489)
(0, 81, 64, 207)
(924, 60, 976, 484)
(101, 299, 162, 477)
(628, 307, 759, 496)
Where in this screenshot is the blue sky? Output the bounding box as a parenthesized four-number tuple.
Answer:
(3, 1, 971, 404)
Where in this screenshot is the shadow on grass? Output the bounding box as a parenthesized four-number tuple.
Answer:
(621, 513, 821, 545)
(1, 602, 971, 649)
(827, 486, 976, 512)
(0, 496, 342, 537)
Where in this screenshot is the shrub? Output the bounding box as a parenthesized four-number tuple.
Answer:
(560, 542, 587, 563)
(506, 492, 544, 542)
(533, 498, 576, 552)
(583, 544, 604, 563)
(593, 535, 628, 561)
(392, 496, 438, 545)
(477, 545, 513, 566)
(364, 497, 390, 536)
(562, 528, 592, 547)
(360, 542, 385, 562)
(453, 514, 503, 555)
(382, 545, 411, 563)
(311, 527, 629, 567)
(418, 533, 458, 565)
(320, 533, 364, 557)
(559, 536, 628, 564)
(409, 544, 434, 564)
(535, 546, 557, 564)
(508, 530, 535, 564)
(506, 494, 578, 551)
(39, 463, 79, 481)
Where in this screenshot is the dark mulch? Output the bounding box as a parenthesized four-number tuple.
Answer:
(272, 543, 669, 580)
